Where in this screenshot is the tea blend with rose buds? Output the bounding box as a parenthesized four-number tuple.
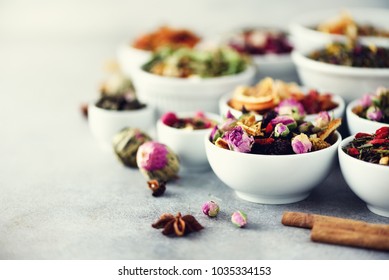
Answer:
(342, 127, 389, 165)
(210, 111, 341, 155)
(352, 87, 389, 124)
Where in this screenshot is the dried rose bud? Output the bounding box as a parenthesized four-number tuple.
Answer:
(136, 141, 180, 182)
(275, 98, 305, 120)
(314, 111, 331, 129)
(231, 211, 247, 228)
(291, 133, 312, 154)
(347, 147, 360, 157)
(270, 115, 297, 130)
(366, 106, 383, 121)
(359, 94, 373, 108)
(202, 201, 220, 217)
(274, 123, 290, 137)
(161, 112, 179, 127)
(222, 126, 254, 153)
(147, 180, 166, 197)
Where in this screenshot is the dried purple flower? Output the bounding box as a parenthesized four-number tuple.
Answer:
(223, 126, 254, 153)
(291, 133, 312, 154)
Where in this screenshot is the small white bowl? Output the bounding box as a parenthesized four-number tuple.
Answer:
(117, 43, 151, 78)
(289, 8, 389, 53)
(205, 131, 341, 204)
(292, 50, 389, 102)
(346, 99, 389, 135)
(132, 65, 256, 116)
(338, 135, 389, 217)
(157, 112, 220, 172)
(219, 90, 345, 122)
(88, 103, 155, 151)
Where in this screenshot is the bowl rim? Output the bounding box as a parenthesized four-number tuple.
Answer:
(292, 50, 389, 76)
(206, 130, 341, 158)
(346, 99, 389, 128)
(134, 62, 257, 84)
(157, 111, 221, 135)
(338, 134, 389, 170)
(219, 86, 345, 119)
(88, 102, 153, 115)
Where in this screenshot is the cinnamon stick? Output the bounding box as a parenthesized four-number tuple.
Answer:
(282, 211, 389, 235)
(311, 221, 389, 251)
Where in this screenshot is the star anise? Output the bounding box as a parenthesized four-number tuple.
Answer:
(152, 212, 204, 237)
(147, 180, 166, 197)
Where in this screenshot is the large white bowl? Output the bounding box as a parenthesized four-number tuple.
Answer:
(88, 103, 155, 151)
(338, 135, 389, 217)
(346, 99, 389, 135)
(292, 50, 389, 103)
(117, 43, 151, 78)
(132, 65, 256, 116)
(205, 131, 341, 204)
(157, 112, 220, 172)
(219, 89, 345, 122)
(289, 8, 389, 53)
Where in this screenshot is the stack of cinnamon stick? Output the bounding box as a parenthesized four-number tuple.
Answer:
(282, 211, 389, 251)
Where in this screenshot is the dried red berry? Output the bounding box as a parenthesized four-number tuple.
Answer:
(265, 123, 273, 134)
(369, 139, 389, 145)
(355, 132, 371, 139)
(255, 138, 275, 145)
(347, 147, 360, 156)
(374, 127, 389, 139)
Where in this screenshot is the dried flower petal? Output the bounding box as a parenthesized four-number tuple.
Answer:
(375, 127, 389, 139)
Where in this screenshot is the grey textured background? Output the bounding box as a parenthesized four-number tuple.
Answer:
(1, 0, 389, 260)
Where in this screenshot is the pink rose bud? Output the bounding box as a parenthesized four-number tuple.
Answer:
(231, 211, 247, 228)
(161, 112, 179, 127)
(291, 133, 312, 154)
(274, 123, 290, 137)
(359, 94, 373, 108)
(270, 115, 297, 130)
(223, 126, 254, 153)
(202, 201, 220, 217)
(275, 98, 306, 119)
(366, 106, 383, 121)
(314, 111, 331, 128)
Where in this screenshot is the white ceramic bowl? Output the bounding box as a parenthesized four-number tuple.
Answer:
(205, 131, 341, 204)
(132, 65, 256, 116)
(117, 43, 151, 78)
(346, 99, 389, 135)
(219, 90, 345, 122)
(289, 8, 389, 53)
(88, 103, 155, 151)
(292, 50, 389, 103)
(157, 112, 220, 172)
(338, 135, 389, 217)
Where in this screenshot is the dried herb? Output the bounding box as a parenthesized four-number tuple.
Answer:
(152, 212, 204, 237)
